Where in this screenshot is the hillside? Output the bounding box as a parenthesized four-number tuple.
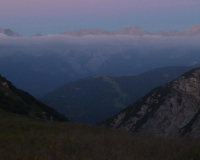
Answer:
(41, 66, 192, 124)
(103, 67, 200, 138)
(0, 75, 68, 121)
(1, 110, 200, 160)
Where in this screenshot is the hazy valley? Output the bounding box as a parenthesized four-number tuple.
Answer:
(1, 24, 200, 98)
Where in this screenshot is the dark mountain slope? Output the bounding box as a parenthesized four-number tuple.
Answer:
(41, 66, 192, 124)
(0, 75, 68, 121)
(103, 67, 200, 138)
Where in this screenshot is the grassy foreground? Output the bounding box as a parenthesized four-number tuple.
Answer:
(1, 110, 200, 160)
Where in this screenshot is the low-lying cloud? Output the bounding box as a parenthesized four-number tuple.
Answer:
(1, 34, 200, 49)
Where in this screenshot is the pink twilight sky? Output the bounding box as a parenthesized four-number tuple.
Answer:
(1, 0, 200, 36)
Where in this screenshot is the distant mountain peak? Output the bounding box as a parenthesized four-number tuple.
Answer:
(0, 28, 20, 37)
(110, 26, 149, 36)
(60, 26, 148, 36)
(60, 28, 108, 36)
(184, 24, 200, 36)
(35, 33, 42, 36)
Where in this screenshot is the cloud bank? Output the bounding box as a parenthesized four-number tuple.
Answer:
(0, 34, 200, 49)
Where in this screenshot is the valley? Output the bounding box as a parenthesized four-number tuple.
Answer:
(41, 66, 193, 124)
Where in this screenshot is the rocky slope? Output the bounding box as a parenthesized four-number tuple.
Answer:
(0, 28, 20, 37)
(103, 67, 200, 138)
(0, 75, 68, 121)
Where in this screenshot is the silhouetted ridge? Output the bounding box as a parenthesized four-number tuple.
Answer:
(0, 75, 68, 121)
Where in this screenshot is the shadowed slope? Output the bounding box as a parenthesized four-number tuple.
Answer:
(0, 75, 68, 121)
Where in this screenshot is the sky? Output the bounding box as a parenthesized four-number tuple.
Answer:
(1, 0, 200, 36)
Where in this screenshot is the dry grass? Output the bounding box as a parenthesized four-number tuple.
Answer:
(1, 110, 200, 160)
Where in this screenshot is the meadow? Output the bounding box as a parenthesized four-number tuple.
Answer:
(1, 110, 200, 160)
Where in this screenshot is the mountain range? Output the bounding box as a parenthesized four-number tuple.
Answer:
(60, 24, 200, 37)
(1, 24, 200, 37)
(1, 46, 200, 98)
(41, 66, 193, 124)
(103, 67, 200, 138)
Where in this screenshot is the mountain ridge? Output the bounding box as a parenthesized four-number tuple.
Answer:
(1, 24, 200, 37)
(103, 67, 200, 138)
(60, 24, 200, 37)
(0, 74, 68, 121)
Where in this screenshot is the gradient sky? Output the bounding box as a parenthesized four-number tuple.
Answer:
(1, 0, 200, 36)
